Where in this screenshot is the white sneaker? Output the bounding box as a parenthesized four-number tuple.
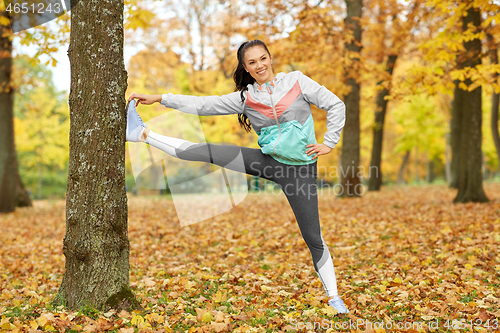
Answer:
(328, 295, 349, 314)
(126, 100, 147, 142)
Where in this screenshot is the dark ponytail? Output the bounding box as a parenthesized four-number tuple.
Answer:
(232, 40, 272, 133)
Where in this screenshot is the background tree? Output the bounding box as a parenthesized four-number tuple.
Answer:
(453, 2, 488, 203)
(275, 0, 346, 180)
(55, 0, 140, 310)
(391, 94, 448, 184)
(340, 0, 363, 197)
(367, 0, 428, 191)
(14, 86, 69, 200)
(0, 7, 32, 213)
(387, 0, 499, 199)
(13, 55, 70, 200)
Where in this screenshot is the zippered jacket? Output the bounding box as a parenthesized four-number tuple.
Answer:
(160, 70, 346, 165)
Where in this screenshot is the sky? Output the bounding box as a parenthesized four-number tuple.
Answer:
(13, 43, 141, 96)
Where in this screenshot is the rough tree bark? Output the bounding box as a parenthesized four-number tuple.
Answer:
(0, 9, 32, 214)
(54, 0, 141, 310)
(368, 54, 398, 191)
(453, 3, 488, 203)
(340, 0, 362, 197)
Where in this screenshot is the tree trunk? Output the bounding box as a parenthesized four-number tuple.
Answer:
(396, 150, 410, 185)
(54, 0, 141, 310)
(425, 152, 430, 183)
(445, 132, 451, 184)
(368, 54, 398, 191)
(340, 0, 362, 198)
(0, 12, 16, 213)
(414, 145, 419, 183)
(427, 158, 435, 184)
(486, 33, 500, 166)
(37, 157, 42, 200)
(15, 160, 32, 207)
(0, 9, 32, 213)
(453, 3, 488, 203)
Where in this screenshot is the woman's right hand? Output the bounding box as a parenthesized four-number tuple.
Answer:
(127, 93, 162, 106)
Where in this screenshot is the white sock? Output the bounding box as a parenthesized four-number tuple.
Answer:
(144, 130, 195, 158)
(317, 255, 338, 298)
(316, 234, 339, 298)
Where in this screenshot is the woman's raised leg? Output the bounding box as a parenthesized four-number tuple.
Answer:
(144, 129, 276, 181)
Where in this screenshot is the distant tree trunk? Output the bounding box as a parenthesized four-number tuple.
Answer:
(37, 155, 42, 199)
(484, 168, 490, 181)
(414, 145, 419, 183)
(55, 0, 141, 310)
(0, 22, 16, 213)
(0, 9, 32, 213)
(427, 157, 436, 184)
(453, 4, 488, 203)
(445, 132, 451, 183)
(368, 54, 398, 191)
(396, 150, 410, 185)
(486, 33, 500, 166)
(425, 152, 430, 183)
(15, 165, 32, 206)
(340, 0, 362, 197)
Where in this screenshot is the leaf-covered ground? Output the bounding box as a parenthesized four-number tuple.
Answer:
(1, 183, 499, 332)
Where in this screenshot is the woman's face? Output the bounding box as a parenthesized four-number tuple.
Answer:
(243, 45, 274, 86)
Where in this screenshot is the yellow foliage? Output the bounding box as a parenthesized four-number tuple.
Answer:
(14, 87, 69, 170)
(0, 16, 10, 26)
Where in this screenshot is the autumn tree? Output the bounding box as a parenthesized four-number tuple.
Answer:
(391, 93, 449, 185)
(367, 0, 428, 191)
(54, 0, 140, 310)
(0, 7, 32, 213)
(452, 2, 488, 203)
(12, 55, 73, 200)
(340, 0, 363, 197)
(1, 3, 74, 212)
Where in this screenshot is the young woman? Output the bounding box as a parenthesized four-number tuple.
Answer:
(126, 40, 348, 313)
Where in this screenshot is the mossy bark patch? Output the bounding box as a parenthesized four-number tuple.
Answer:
(105, 284, 143, 311)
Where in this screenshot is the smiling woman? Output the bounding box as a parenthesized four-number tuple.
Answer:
(126, 39, 348, 314)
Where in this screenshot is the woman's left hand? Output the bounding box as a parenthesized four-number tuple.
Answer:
(306, 143, 333, 159)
